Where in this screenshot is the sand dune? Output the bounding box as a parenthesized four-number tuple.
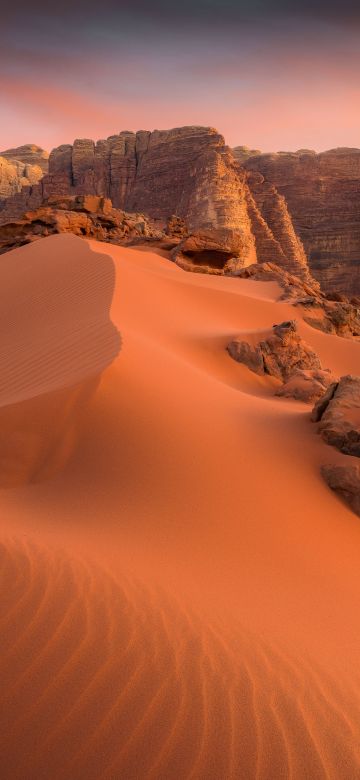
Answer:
(1, 537, 360, 779)
(1, 234, 360, 778)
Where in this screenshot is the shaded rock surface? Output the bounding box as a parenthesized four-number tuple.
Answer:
(227, 321, 329, 401)
(321, 464, 360, 517)
(312, 375, 360, 457)
(241, 147, 360, 296)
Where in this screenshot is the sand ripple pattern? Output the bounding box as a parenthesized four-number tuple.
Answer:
(0, 537, 360, 779)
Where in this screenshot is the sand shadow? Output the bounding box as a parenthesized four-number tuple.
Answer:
(0, 234, 121, 486)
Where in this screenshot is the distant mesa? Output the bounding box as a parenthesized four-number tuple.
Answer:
(0, 144, 49, 173)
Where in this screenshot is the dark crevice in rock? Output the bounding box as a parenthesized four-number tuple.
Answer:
(183, 249, 233, 270)
(311, 382, 339, 423)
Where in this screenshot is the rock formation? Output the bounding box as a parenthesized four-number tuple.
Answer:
(227, 320, 332, 401)
(0, 196, 167, 255)
(1, 128, 359, 297)
(312, 375, 360, 457)
(0, 127, 312, 280)
(321, 464, 360, 517)
(240, 148, 360, 296)
(0, 144, 49, 173)
(235, 262, 360, 339)
(0, 156, 45, 209)
(0, 144, 48, 210)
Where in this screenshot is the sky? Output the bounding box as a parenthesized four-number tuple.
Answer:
(1, 0, 360, 153)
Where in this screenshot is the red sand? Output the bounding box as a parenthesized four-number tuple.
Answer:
(1, 234, 360, 778)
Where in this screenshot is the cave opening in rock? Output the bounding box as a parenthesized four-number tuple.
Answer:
(184, 249, 232, 270)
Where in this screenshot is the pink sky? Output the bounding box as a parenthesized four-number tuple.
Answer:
(1, 14, 359, 153)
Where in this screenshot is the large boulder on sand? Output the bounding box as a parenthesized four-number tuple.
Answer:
(312, 375, 360, 457)
(321, 464, 360, 517)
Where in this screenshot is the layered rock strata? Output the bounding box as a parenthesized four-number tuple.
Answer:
(241, 148, 360, 296)
(0, 127, 312, 280)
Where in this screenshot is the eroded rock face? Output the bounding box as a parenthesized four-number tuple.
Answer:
(241, 148, 360, 296)
(235, 262, 360, 339)
(312, 375, 360, 456)
(0, 127, 315, 282)
(245, 171, 312, 284)
(321, 464, 360, 517)
(0, 196, 167, 255)
(227, 320, 327, 397)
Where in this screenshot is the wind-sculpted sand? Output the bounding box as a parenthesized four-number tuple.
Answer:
(1, 536, 360, 779)
(1, 235, 360, 778)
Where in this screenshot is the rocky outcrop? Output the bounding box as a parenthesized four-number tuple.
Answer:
(312, 375, 360, 457)
(0, 145, 49, 174)
(0, 196, 168, 255)
(240, 148, 360, 296)
(235, 261, 360, 339)
(227, 320, 331, 401)
(321, 464, 360, 517)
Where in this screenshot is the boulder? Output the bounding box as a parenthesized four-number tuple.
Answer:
(321, 464, 360, 517)
(227, 321, 330, 399)
(275, 368, 335, 404)
(311, 375, 360, 457)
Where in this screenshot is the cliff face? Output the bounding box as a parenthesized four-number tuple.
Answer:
(0, 127, 312, 281)
(241, 148, 360, 296)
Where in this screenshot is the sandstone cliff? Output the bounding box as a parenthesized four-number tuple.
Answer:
(0, 127, 312, 280)
(240, 148, 360, 296)
(2, 129, 359, 295)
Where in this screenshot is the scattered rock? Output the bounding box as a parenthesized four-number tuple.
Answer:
(321, 464, 360, 517)
(227, 320, 330, 399)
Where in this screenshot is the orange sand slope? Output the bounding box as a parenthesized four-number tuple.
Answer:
(1, 233, 360, 779)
